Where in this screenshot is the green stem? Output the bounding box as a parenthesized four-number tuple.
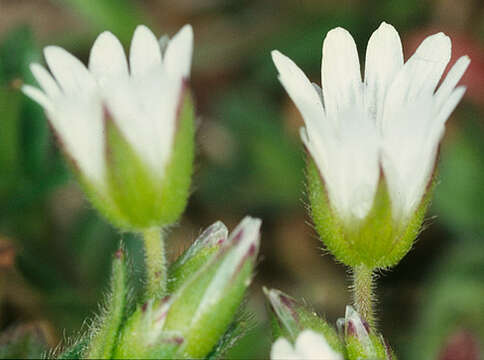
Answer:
(352, 265, 375, 328)
(142, 227, 166, 299)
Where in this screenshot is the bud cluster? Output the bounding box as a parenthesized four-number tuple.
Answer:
(99, 218, 262, 359)
(266, 288, 394, 360)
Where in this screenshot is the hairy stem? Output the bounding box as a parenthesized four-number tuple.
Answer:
(352, 264, 375, 328)
(142, 227, 166, 299)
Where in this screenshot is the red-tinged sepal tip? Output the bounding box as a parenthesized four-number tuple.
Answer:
(342, 306, 394, 360)
(264, 288, 344, 355)
(168, 221, 229, 293)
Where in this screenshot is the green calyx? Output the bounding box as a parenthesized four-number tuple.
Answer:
(75, 91, 195, 231)
(345, 333, 391, 360)
(264, 288, 344, 355)
(105, 92, 195, 230)
(307, 159, 434, 269)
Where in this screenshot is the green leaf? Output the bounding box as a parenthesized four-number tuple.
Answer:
(84, 247, 129, 359)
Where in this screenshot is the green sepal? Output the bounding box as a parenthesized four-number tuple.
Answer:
(345, 333, 390, 360)
(264, 288, 344, 355)
(342, 306, 395, 360)
(113, 299, 184, 359)
(307, 159, 435, 269)
(163, 219, 260, 358)
(84, 247, 129, 359)
(205, 309, 256, 360)
(168, 221, 228, 293)
(50, 124, 131, 230)
(156, 91, 195, 227)
(105, 91, 195, 230)
(77, 175, 131, 229)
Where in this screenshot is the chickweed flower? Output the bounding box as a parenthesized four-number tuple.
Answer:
(22, 25, 195, 230)
(271, 330, 343, 360)
(272, 22, 469, 269)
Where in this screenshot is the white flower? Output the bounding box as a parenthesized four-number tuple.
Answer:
(22, 24, 193, 189)
(271, 330, 343, 360)
(272, 22, 469, 222)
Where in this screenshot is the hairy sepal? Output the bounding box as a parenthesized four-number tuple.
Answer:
(307, 159, 434, 269)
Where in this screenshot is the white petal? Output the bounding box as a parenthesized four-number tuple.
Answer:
(164, 24, 193, 80)
(408, 32, 451, 96)
(324, 109, 380, 220)
(49, 94, 106, 186)
(30, 63, 61, 98)
(129, 25, 162, 77)
(380, 95, 439, 219)
(434, 56, 470, 110)
(271, 338, 298, 360)
(296, 330, 342, 360)
(272, 50, 325, 135)
(21, 85, 54, 113)
(273, 47, 379, 221)
(43, 46, 96, 94)
(436, 85, 466, 125)
(89, 31, 129, 82)
(104, 67, 181, 176)
(364, 22, 403, 128)
(387, 33, 451, 111)
(321, 27, 362, 120)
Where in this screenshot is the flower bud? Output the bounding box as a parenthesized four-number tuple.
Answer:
(341, 306, 394, 360)
(168, 221, 228, 292)
(114, 217, 261, 359)
(264, 288, 343, 354)
(113, 298, 184, 359)
(22, 24, 195, 230)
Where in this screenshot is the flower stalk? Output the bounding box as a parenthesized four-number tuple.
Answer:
(143, 227, 166, 299)
(352, 265, 375, 329)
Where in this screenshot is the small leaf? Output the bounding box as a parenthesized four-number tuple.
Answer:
(84, 247, 129, 359)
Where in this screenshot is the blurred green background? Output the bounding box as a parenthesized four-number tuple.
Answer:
(0, 0, 483, 359)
